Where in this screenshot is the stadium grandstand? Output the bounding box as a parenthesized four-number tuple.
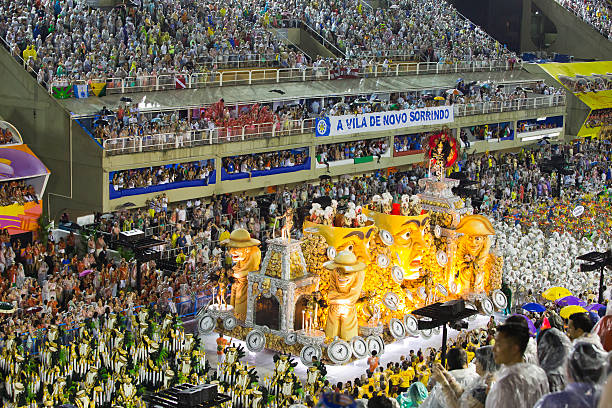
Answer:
(0, 1, 610, 408)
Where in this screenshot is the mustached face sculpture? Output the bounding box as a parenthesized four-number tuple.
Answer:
(304, 221, 376, 264)
(363, 209, 431, 279)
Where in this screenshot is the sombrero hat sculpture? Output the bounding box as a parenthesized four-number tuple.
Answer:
(456, 215, 495, 236)
(224, 229, 261, 248)
(323, 250, 366, 273)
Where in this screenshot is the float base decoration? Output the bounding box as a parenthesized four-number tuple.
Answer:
(245, 238, 317, 333)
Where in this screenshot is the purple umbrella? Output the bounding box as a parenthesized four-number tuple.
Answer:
(79, 269, 94, 278)
(512, 314, 537, 337)
(586, 303, 606, 312)
(555, 296, 587, 307)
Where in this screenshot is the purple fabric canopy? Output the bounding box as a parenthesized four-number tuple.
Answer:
(555, 296, 587, 307)
(512, 314, 537, 337)
(586, 303, 606, 312)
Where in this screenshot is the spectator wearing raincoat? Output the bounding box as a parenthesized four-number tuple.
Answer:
(534, 342, 608, 408)
(537, 328, 572, 392)
(485, 316, 549, 408)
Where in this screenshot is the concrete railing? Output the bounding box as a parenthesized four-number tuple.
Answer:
(102, 119, 315, 155)
(101, 96, 564, 155)
(55, 59, 519, 97)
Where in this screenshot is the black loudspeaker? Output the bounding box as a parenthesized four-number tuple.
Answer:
(199, 384, 218, 403)
(440, 299, 465, 316)
(177, 384, 218, 407)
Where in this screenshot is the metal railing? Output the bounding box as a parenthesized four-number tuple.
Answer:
(101, 95, 564, 155)
(57, 59, 519, 97)
(102, 118, 315, 155)
(453, 95, 566, 117)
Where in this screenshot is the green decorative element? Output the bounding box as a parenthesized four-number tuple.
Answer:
(52, 85, 73, 99)
(354, 156, 374, 164)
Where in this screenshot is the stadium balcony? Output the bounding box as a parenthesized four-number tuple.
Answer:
(0, 11, 567, 218)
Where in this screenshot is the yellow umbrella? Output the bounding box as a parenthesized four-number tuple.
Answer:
(542, 286, 572, 301)
(434, 96, 445, 101)
(560, 305, 587, 319)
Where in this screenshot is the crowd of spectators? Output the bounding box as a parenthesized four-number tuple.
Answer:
(222, 147, 308, 174)
(304, 0, 515, 62)
(0, 125, 17, 144)
(0, 0, 310, 86)
(394, 134, 423, 152)
(516, 118, 564, 133)
(557, 0, 612, 40)
(463, 122, 513, 141)
(586, 108, 612, 128)
(460, 139, 611, 215)
(0, 187, 284, 343)
(0, 180, 38, 206)
(316, 138, 388, 164)
(316, 309, 610, 408)
(110, 160, 214, 192)
(0, 0, 518, 90)
(92, 80, 563, 150)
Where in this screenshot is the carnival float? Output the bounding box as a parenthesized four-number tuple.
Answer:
(197, 131, 508, 366)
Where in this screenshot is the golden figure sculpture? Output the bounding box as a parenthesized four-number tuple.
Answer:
(323, 250, 366, 340)
(226, 229, 262, 320)
(453, 215, 497, 295)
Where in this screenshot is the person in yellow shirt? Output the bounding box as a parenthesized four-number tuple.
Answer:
(219, 228, 230, 243)
(384, 363, 394, 379)
(416, 357, 429, 385)
(399, 363, 414, 392)
(389, 370, 402, 391)
(176, 250, 186, 265)
(466, 345, 476, 363)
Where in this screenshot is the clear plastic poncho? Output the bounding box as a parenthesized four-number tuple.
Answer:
(421, 367, 479, 408)
(485, 362, 549, 408)
(533, 342, 609, 408)
(537, 328, 572, 392)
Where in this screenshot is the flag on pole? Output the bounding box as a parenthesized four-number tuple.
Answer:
(73, 84, 89, 98)
(175, 75, 187, 89)
(52, 85, 73, 99)
(90, 81, 107, 97)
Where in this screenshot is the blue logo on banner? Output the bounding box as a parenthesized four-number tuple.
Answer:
(315, 117, 331, 137)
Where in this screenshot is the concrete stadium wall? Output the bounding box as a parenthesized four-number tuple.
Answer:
(520, 0, 612, 59)
(101, 104, 565, 211)
(0, 46, 104, 220)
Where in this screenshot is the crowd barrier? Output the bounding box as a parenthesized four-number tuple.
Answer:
(109, 171, 216, 200)
(220, 157, 312, 181)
